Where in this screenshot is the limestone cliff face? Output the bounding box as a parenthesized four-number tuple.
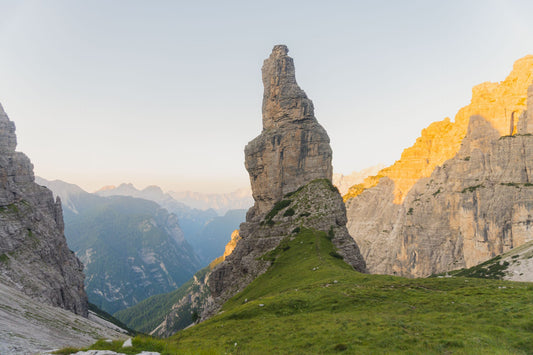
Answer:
(0, 103, 88, 316)
(347, 93, 533, 277)
(205, 46, 365, 319)
(245, 45, 333, 219)
(345, 55, 533, 204)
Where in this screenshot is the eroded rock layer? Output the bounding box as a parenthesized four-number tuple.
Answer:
(0, 103, 88, 316)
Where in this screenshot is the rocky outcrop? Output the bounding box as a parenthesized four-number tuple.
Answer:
(204, 45, 365, 319)
(344, 55, 533, 204)
(207, 179, 366, 312)
(245, 45, 333, 219)
(347, 88, 533, 277)
(0, 103, 88, 316)
(140, 46, 366, 337)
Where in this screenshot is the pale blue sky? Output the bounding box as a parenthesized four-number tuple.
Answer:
(1, 0, 532, 192)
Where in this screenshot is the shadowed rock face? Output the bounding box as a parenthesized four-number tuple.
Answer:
(0, 103, 88, 316)
(245, 45, 333, 220)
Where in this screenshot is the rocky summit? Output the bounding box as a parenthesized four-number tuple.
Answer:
(346, 76, 533, 277)
(245, 45, 333, 219)
(205, 45, 365, 319)
(0, 103, 88, 316)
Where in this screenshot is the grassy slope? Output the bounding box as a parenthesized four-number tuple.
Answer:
(80, 228, 532, 354)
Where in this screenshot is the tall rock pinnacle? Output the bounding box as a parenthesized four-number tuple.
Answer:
(261, 45, 315, 129)
(147, 46, 366, 336)
(202, 45, 365, 320)
(245, 45, 333, 218)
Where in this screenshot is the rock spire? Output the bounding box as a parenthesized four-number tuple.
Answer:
(204, 45, 365, 319)
(141, 46, 366, 336)
(245, 45, 333, 218)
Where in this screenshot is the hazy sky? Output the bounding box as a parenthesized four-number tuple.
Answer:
(1, 1, 533, 193)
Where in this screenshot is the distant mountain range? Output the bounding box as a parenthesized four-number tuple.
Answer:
(36, 177, 202, 314)
(95, 182, 247, 265)
(97, 183, 253, 215)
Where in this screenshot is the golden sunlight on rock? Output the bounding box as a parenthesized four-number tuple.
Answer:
(344, 55, 533, 204)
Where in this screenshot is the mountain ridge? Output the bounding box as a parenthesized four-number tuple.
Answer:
(344, 55, 533, 204)
(345, 55, 533, 277)
(37, 177, 202, 314)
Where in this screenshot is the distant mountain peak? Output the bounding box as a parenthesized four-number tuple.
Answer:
(96, 185, 116, 192)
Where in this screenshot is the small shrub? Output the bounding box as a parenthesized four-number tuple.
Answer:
(432, 189, 441, 197)
(464, 156, 470, 161)
(299, 212, 311, 218)
(407, 207, 414, 215)
(0, 254, 8, 263)
(191, 310, 199, 322)
(291, 227, 301, 234)
(333, 343, 348, 351)
(461, 184, 484, 193)
(326, 226, 335, 240)
(283, 208, 295, 217)
(265, 200, 291, 220)
(500, 182, 520, 188)
(329, 251, 343, 259)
